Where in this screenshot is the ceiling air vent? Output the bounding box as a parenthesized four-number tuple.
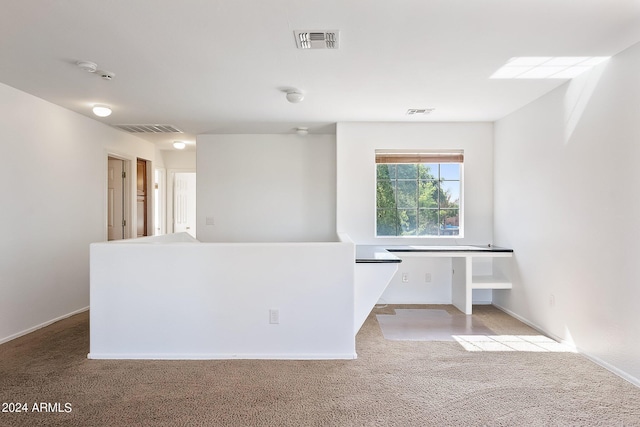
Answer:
(406, 108, 435, 116)
(294, 30, 339, 49)
(112, 124, 183, 133)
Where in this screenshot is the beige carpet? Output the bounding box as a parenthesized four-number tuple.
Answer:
(1, 305, 639, 426)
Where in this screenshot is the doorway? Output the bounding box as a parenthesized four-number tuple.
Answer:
(107, 157, 129, 241)
(173, 172, 196, 238)
(136, 158, 151, 238)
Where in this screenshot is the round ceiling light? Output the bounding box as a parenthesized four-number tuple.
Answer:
(296, 127, 309, 135)
(92, 104, 112, 117)
(173, 141, 186, 150)
(286, 90, 304, 103)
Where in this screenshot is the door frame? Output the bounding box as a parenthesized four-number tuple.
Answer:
(167, 168, 196, 234)
(154, 167, 167, 236)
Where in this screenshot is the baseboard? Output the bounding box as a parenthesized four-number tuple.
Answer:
(492, 303, 640, 389)
(0, 306, 89, 345)
(378, 300, 493, 305)
(491, 303, 565, 342)
(377, 300, 453, 305)
(576, 350, 640, 388)
(87, 352, 359, 360)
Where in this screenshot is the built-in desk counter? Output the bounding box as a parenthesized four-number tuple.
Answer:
(355, 244, 514, 315)
(386, 245, 513, 254)
(355, 246, 403, 263)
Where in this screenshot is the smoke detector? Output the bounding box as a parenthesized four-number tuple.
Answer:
(294, 30, 339, 49)
(77, 61, 97, 73)
(76, 60, 115, 81)
(407, 108, 435, 115)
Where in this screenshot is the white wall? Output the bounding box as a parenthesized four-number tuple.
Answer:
(336, 122, 494, 245)
(161, 150, 196, 170)
(197, 134, 337, 242)
(336, 122, 494, 304)
(379, 257, 454, 304)
(493, 43, 640, 384)
(0, 82, 156, 344)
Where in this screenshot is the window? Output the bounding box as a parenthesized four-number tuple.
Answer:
(375, 150, 463, 237)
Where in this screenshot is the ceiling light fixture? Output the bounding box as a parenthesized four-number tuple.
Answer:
(286, 89, 304, 103)
(173, 141, 186, 150)
(92, 104, 112, 117)
(296, 127, 309, 136)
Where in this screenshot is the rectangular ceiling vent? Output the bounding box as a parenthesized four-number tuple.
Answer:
(407, 108, 435, 116)
(112, 124, 183, 133)
(294, 30, 339, 49)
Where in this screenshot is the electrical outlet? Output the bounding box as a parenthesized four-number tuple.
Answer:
(269, 309, 279, 324)
(549, 294, 555, 308)
(205, 216, 215, 226)
(425, 273, 432, 283)
(401, 273, 409, 283)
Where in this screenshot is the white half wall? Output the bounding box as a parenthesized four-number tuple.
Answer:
(0, 82, 156, 344)
(90, 235, 355, 359)
(196, 134, 336, 242)
(493, 43, 640, 384)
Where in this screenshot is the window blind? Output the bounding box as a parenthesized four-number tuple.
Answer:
(375, 150, 464, 164)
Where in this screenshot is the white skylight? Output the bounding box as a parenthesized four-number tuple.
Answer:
(490, 56, 610, 79)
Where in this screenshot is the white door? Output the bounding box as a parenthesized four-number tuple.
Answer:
(108, 158, 125, 240)
(174, 172, 196, 238)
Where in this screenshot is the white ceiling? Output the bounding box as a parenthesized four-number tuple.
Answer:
(1, 0, 639, 150)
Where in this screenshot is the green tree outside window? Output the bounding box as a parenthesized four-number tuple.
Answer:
(376, 163, 460, 236)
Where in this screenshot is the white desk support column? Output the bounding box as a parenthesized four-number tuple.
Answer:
(452, 257, 472, 314)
